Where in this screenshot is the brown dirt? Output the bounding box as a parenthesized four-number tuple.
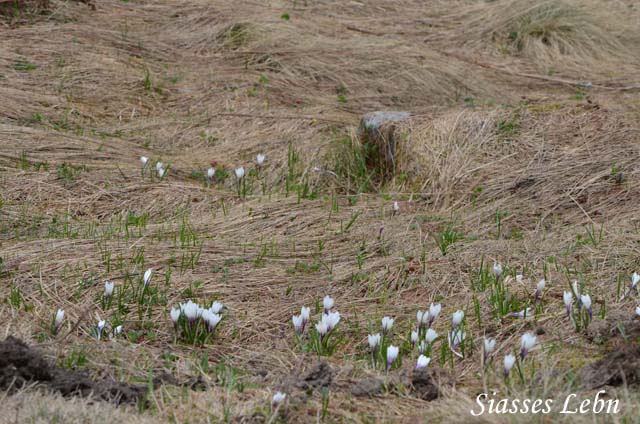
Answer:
(0, 336, 146, 405)
(578, 344, 640, 390)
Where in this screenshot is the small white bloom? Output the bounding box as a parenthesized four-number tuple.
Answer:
(428, 303, 441, 326)
(143, 268, 152, 286)
(323, 296, 334, 313)
(113, 325, 122, 336)
(381, 316, 394, 333)
(492, 262, 503, 277)
(411, 331, 418, 345)
(416, 355, 431, 369)
(418, 340, 427, 354)
(504, 354, 516, 374)
(417, 310, 428, 325)
(182, 300, 199, 321)
(368, 333, 381, 351)
(204, 312, 222, 331)
(483, 337, 496, 354)
(563, 290, 573, 307)
(452, 310, 464, 327)
(157, 167, 165, 178)
(256, 153, 265, 166)
(393, 201, 399, 214)
(300, 306, 310, 323)
(516, 274, 524, 282)
(322, 311, 340, 331)
(156, 161, 163, 172)
(537, 279, 546, 292)
(632, 272, 640, 286)
(209, 301, 224, 314)
(55, 309, 65, 330)
(235, 167, 245, 179)
(104, 281, 114, 298)
(315, 321, 328, 336)
(451, 330, 465, 348)
(425, 328, 438, 343)
(520, 332, 537, 360)
(635, 306, 640, 317)
(97, 319, 106, 339)
(386, 345, 399, 370)
(170, 307, 181, 324)
(292, 315, 303, 333)
(511, 308, 533, 318)
(272, 391, 286, 405)
(572, 281, 580, 297)
(581, 294, 592, 310)
(140, 156, 149, 166)
(207, 168, 216, 179)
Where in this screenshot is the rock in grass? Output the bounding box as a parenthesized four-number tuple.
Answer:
(358, 111, 411, 182)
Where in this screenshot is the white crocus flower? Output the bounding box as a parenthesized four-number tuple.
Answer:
(170, 307, 181, 326)
(322, 311, 340, 331)
(113, 325, 122, 337)
(381, 316, 394, 334)
(157, 167, 165, 178)
(416, 355, 431, 369)
(315, 321, 328, 337)
(143, 268, 152, 286)
(416, 310, 428, 329)
(272, 391, 286, 405)
(207, 168, 216, 179)
(235, 167, 245, 179)
(483, 337, 496, 359)
(256, 153, 265, 166)
(209, 301, 224, 314)
(492, 262, 503, 277)
(386, 345, 399, 372)
(140, 156, 149, 167)
(300, 306, 310, 325)
(104, 281, 114, 300)
(156, 161, 163, 172)
(635, 306, 640, 317)
(581, 294, 592, 319)
(504, 354, 516, 377)
(425, 328, 438, 344)
(516, 274, 524, 282)
(452, 310, 464, 329)
(392, 201, 400, 216)
(323, 296, 334, 314)
(428, 303, 441, 327)
(368, 333, 381, 353)
(54, 309, 65, 333)
(535, 279, 545, 301)
(520, 332, 537, 360)
(418, 340, 427, 354)
(204, 312, 222, 332)
(451, 330, 465, 349)
(97, 319, 106, 340)
(292, 315, 303, 334)
(510, 308, 533, 319)
(563, 290, 573, 318)
(411, 330, 418, 347)
(182, 301, 199, 324)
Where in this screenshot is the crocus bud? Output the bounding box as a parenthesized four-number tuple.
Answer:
(300, 306, 310, 326)
(209, 301, 224, 314)
(272, 391, 286, 405)
(381, 316, 394, 334)
(54, 309, 65, 333)
(563, 291, 573, 318)
(581, 294, 592, 319)
(207, 168, 215, 179)
(535, 279, 545, 301)
(140, 156, 149, 167)
(368, 333, 381, 353)
(411, 331, 418, 347)
(143, 268, 152, 287)
(416, 355, 431, 369)
(425, 328, 438, 344)
(104, 281, 114, 300)
(452, 310, 464, 329)
(170, 307, 180, 328)
(156, 162, 163, 172)
(386, 345, 399, 372)
(97, 319, 106, 340)
(235, 167, 245, 179)
(323, 296, 334, 314)
(504, 354, 516, 377)
(291, 315, 302, 334)
(483, 337, 496, 360)
(315, 321, 328, 338)
(428, 303, 441, 327)
(256, 153, 265, 166)
(492, 262, 503, 277)
(392, 201, 399, 216)
(520, 332, 536, 361)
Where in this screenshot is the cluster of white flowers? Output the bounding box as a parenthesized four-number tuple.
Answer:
(170, 300, 224, 333)
(316, 296, 340, 337)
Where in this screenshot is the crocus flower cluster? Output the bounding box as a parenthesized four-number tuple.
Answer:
(622, 272, 639, 300)
(170, 300, 224, 343)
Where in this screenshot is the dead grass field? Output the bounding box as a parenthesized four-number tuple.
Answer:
(2, 0, 640, 422)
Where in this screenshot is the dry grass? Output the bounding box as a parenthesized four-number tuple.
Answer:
(1, 0, 640, 422)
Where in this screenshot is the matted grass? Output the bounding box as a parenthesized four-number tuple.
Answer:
(1, 0, 640, 422)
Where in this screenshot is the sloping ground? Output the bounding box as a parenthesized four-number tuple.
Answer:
(1, 0, 640, 422)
